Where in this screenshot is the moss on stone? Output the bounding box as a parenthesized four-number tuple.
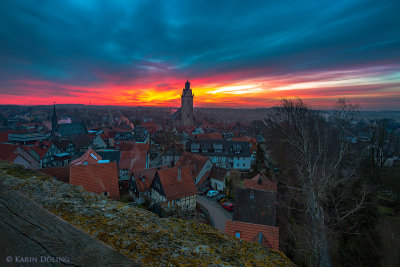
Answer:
(0, 160, 295, 266)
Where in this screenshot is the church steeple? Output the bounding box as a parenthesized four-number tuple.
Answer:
(180, 78, 194, 126)
(51, 102, 58, 134)
(185, 77, 190, 91)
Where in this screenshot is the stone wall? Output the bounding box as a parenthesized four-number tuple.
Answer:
(0, 160, 294, 266)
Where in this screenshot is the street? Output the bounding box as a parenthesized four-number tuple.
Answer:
(197, 195, 233, 231)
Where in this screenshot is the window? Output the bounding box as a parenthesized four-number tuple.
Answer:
(250, 191, 255, 199)
(235, 232, 241, 238)
(243, 163, 245, 166)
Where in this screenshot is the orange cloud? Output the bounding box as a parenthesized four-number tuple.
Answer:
(1, 65, 399, 110)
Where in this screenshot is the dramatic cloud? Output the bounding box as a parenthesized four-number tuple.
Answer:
(0, 0, 399, 109)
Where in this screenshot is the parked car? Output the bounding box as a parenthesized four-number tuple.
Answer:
(207, 190, 219, 198)
(219, 197, 233, 204)
(221, 202, 234, 211)
(216, 195, 226, 202)
(199, 188, 210, 195)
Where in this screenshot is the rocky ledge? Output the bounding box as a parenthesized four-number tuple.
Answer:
(0, 161, 294, 266)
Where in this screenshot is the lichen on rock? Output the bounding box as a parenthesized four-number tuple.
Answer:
(0, 161, 294, 266)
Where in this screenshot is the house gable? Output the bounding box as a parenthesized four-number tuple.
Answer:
(152, 172, 166, 198)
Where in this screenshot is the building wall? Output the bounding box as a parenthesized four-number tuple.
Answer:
(13, 155, 31, 169)
(233, 156, 251, 171)
(93, 136, 106, 149)
(166, 194, 197, 210)
(119, 168, 129, 181)
(194, 160, 213, 184)
(181, 95, 193, 126)
(161, 155, 181, 166)
(210, 178, 225, 191)
(16, 146, 39, 169)
(152, 189, 167, 203)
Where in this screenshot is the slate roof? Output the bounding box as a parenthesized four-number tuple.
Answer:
(156, 165, 198, 201)
(225, 220, 279, 250)
(69, 148, 102, 166)
(70, 134, 92, 150)
(244, 173, 277, 192)
(115, 132, 134, 141)
(53, 139, 74, 152)
(233, 187, 276, 226)
(133, 126, 149, 142)
(162, 145, 183, 157)
(186, 140, 251, 157)
(97, 150, 121, 168)
(58, 122, 87, 137)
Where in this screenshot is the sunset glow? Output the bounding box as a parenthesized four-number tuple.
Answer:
(1, 1, 399, 110)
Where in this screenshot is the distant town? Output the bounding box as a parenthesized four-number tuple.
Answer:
(1, 79, 399, 266)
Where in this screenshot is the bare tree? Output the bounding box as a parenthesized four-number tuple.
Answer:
(268, 98, 366, 266)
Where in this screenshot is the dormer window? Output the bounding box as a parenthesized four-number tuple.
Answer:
(235, 231, 241, 238)
(250, 191, 255, 199)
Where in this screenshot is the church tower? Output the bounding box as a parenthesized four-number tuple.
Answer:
(50, 102, 58, 136)
(181, 78, 194, 126)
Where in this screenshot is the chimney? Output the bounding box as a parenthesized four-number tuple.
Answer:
(177, 166, 181, 180)
(257, 232, 263, 245)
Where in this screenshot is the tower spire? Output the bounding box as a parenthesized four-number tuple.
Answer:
(51, 101, 58, 136)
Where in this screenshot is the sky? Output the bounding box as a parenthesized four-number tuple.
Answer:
(0, 0, 399, 110)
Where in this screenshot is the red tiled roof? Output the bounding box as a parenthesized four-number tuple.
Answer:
(244, 173, 277, 192)
(40, 166, 71, 183)
(100, 129, 117, 139)
(195, 133, 222, 140)
(141, 121, 159, 134)
(0, 131, 9, 143)
(157, 165, 198, 201)
(233, 136, 257, 154)
(70, 162, 119, 200)
(209, 165, 228, 182)
(0, 144, 18, 161)
(70, 148, 102, 166)
(132, 167, 160, 192)
(225, 220, 279, 250)
(120, 143, 149, 171)
(32, 140, 53, 158)
(180, 126, 196, 135)
(177, 151, 210, 180)
(196, 170, 211, 186)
